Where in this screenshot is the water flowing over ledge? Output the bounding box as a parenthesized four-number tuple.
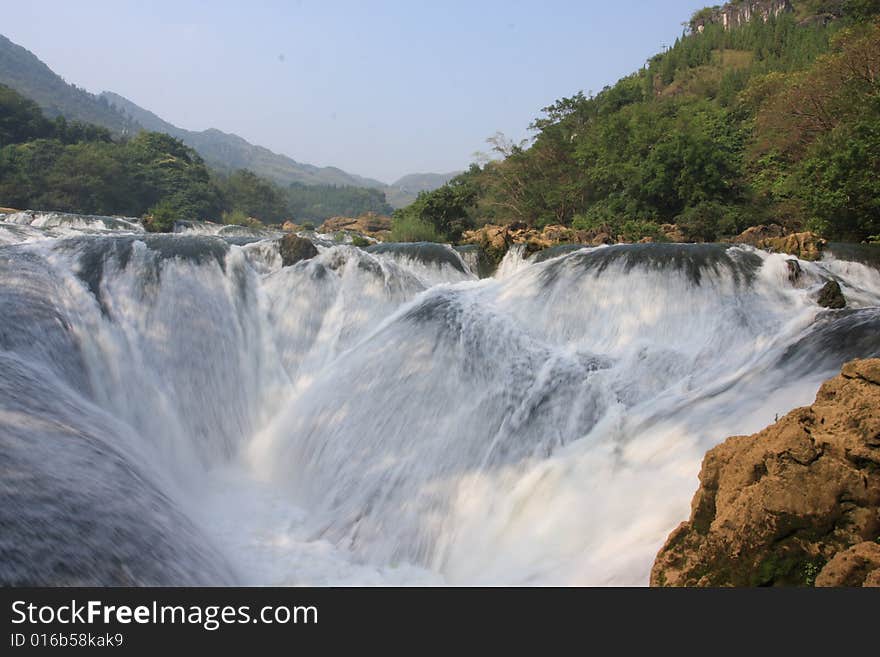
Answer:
(1, 215, 879, 585)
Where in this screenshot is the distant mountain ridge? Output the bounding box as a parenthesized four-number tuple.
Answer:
(99, 91, 386, 189)
(0, 32, 458, 206)
(0, 34, 138, 134)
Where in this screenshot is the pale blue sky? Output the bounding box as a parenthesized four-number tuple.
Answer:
(1, 0, 705, 183)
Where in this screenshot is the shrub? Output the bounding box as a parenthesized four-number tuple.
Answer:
(676, 201, 743, 242)
(620, 219, 667, 242)
(390, 214, 443, 242)
(144, 200, 178, 233)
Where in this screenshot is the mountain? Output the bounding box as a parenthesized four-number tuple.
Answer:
(100, 91, 386, 189)
(385, 171, 462, 208)
(0, 34, 385, 189)
(0, 34, 138, 134)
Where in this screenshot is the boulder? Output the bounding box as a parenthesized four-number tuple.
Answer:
(651, 359, 880, 587)
(815, 541, 880, 587)
(278, 234, 318, 267)
(786, 259, 803, 285)
(281, 220, 301, 232)
(816, 280, 846, 309)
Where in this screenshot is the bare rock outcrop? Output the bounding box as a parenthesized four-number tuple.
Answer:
(691, 1, 794, 33)
(460, 223, 613, 263)
(318, 212, 392, 240)
(651, 359, 880, 587)
(731, 224, 827, 260)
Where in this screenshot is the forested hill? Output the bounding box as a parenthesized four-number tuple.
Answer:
(100, 91, 387, 190)
(0, 35, 139, 134)
(396, 0, 880, 244)
(0, 83, 393, 226)
(0, 34, 384, 190)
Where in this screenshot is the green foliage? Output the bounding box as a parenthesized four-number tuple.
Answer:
(0, 35, 140, 135)
(389, 213, 443, 243)
(350, 235, 371, 247)
(0, 83, 393, 229)
(220, 208, 263, 228)
(0, 85, 222, 222)
(676, 201, 743, 241)
(145, 199, 178, 232)
(440, 6, 878, 244)
(800, 117, 880, 241)
(0, 83, 51, 145)
(391, 174, 477, 242)
(285, 182, 393, 221)
(215, 169, 287, 223)
(844, 0, 880, 21)
(620, 220, 668, 243)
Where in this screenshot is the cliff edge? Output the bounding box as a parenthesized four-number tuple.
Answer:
(651, 359, 880, 587)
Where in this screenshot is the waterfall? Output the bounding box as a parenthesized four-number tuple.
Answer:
(2, 215, 879, 585)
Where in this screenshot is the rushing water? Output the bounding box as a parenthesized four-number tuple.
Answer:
(1, 213, 879, 586)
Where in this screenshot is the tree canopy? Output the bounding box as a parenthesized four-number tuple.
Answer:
(395, 4, 880, 243)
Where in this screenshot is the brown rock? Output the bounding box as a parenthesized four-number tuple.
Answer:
(590, 232, 614, 246)
(732, 224, 786, 244)
(278, 234, 318, 267)
(661, 223, 687, 243)
(731, 225, 826, 260)
(651, 358, 880, 587)
(281, 220, 301, 232)
(815, 542, 880, 587)
(461, 222, 605, 261)
(319, 212, 391, 237)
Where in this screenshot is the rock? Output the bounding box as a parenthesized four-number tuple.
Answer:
(786, 259, 802, 285)
(281, 220, 301, 232)
(771, 232, 827, 261)
(461, 223, 604, 262)
(319, 212, 392, 239)
(816, 280, 846, 309)
(733, 224, 786, 243)
(661, 223, 687, 242)
(815, 542, 880, 587)
(278, 234, 318, 267)
(731, 225, 826, 260)
(591, 232, 614, 246)
(651, 358, 880, 587)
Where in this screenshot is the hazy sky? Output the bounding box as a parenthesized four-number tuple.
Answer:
(1, 0, 705, 183)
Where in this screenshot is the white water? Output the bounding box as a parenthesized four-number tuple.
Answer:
(1, 217, 879, 585)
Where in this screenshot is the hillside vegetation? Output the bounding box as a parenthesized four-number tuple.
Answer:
(0, 84, 393, 228)
(396, 1, 880, 244)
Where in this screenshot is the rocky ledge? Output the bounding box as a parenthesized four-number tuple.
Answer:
(730, 224, 826, 261)
(460, 221, 827, 265)
(318, 212, 392, 240)
(651, 359, 880, 587)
